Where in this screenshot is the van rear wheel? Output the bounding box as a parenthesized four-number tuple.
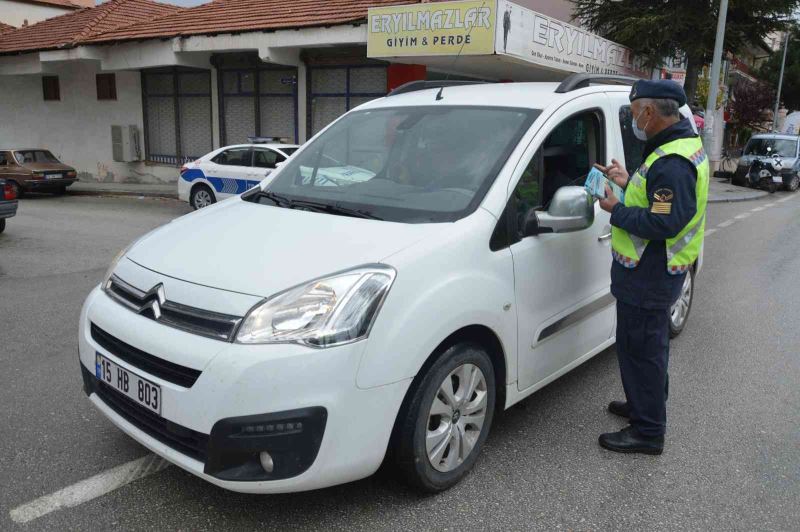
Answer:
(670, 268, 694, 338)
(393, 342, 496, 492)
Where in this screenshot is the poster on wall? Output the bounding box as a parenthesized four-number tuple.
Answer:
(496, 0, 648, 78)
(367, 0, 496, 58)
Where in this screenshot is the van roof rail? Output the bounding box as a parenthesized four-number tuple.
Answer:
(555, 73, 640, 93)
(387, 80, 489, 96)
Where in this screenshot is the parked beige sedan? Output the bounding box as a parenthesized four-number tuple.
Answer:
(0, 149, 77, 196)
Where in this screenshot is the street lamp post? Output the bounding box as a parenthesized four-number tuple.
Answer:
(704, 0, 729, 162)
(772, 32, 790, 132)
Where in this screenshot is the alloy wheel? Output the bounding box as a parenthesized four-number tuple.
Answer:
(193, 189, 213, 209)
(426, 363, 488, 473)
(671, 272, 693, 330)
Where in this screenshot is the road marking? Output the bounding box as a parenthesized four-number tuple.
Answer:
(765, 203, 776, 207)
(777, 195, 794, 203)
(717, 219, 735, 228)
(9, 454, 170, 524)
(751, 206, 765, 212)
(705, 228, 717, 236)
(734, 213, 751, 219)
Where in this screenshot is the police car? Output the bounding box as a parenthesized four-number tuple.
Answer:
(178, 139, 299, 210)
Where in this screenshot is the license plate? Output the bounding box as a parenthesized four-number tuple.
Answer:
(46, 173, 62, 180)
(772, 175, 783, 183)
(95, 353, 161, 414)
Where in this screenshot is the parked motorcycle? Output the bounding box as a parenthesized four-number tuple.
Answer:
(747, 149, 786, 193)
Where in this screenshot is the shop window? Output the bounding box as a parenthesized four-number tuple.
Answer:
(309, 66, 388, 135)
(220, 67, 297, 144)
(42, 76, 60, 101)
(96, 73, 117, 100)
(142, 68, 212, 165)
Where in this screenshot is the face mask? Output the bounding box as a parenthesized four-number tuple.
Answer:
(632, 109, 650, 141)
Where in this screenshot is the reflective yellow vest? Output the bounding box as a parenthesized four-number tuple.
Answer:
(611, 136, 709, 275)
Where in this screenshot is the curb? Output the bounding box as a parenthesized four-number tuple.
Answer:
(68, 189, 178, 200)
(708, 192, 768, 203)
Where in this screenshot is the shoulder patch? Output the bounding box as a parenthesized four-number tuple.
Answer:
(651, 202, 672, 214)
(653, 188, 674, 202)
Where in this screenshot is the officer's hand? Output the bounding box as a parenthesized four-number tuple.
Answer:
(599, 184, 619, 213)
(594, 159, 629, 189)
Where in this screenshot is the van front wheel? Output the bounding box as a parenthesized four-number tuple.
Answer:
(393, 342, 496, 492)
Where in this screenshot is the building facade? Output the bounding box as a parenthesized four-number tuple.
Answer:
(0, 0, 648, 186)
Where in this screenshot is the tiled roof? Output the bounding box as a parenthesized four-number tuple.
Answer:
(0, 22, 15, 35)
(0, 0, 184, 54)
(86, 0, 421, 44)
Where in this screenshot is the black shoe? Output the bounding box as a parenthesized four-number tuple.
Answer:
(608, 400, 630, 418)
(598, 426, 664, 455)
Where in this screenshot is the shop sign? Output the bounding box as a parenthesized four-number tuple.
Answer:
(496, 0, 648, 78)
(367, 0, 496, 57)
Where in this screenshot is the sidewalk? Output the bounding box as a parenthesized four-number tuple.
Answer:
(68, 178, 766, 203)
(69, 181, 177, 199)
(708, 178, 768, 203)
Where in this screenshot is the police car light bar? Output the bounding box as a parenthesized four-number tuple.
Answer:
(247, 136, 290, 144)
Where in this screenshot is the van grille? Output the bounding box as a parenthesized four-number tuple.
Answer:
(86, 366, 209, 462)
(105, 275, 243, 342)
(91, 323, 202, 388)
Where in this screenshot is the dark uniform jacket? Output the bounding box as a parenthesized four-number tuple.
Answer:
(610, 118, 699, 310)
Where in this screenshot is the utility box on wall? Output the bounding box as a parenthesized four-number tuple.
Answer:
(111, 125, 141, 162)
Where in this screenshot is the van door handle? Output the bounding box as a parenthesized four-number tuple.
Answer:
(598, 233, 612, 241)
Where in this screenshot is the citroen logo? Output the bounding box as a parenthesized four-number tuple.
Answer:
(140, 283, 167, 320)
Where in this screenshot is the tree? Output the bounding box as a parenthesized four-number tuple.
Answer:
(572, 0, 798, 104)
(757, 23, 800, 111)
(728, 78, 775, 133)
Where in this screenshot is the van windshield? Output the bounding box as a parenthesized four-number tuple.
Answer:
(744, 138, 798, 157)
(256, 106, 538, 223)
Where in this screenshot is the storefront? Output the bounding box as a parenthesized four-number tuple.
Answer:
(367, 0, 648, 82)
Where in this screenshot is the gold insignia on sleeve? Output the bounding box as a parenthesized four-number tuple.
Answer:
(653, 188, 674, 202)
(651, 202, 672, 214)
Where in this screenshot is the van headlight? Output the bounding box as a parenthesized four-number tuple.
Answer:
(101, 239, 140, 289)
(235, 265, 396, 347)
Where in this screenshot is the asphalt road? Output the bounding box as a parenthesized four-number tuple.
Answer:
(1, 191, 798, 531)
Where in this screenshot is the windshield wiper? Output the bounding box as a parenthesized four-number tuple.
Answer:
(249, 190, 383, 220)
(288, 199, 384, 220)
(251, 190, 293, 207)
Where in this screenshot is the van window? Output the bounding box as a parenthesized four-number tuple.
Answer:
(0, 152, 7, 165)
(213, 148, 251, 166)
(508, 110, 604, 236)
(619, 106, 645, 172)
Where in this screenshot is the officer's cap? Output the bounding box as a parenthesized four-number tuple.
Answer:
(629, 79, 687, 107)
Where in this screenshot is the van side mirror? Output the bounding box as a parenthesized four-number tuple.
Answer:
(524, 186, 594, 236)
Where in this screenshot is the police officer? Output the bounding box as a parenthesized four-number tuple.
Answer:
(596, 79, 709, 455)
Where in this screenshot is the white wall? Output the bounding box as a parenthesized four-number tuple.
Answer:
(0, 61, 178, 184)
(0, 0, 75, 27)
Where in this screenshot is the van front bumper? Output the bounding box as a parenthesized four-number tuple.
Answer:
(79, 285, 411, 493)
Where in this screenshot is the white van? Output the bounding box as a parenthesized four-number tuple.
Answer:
(79, 75, 699, 494)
